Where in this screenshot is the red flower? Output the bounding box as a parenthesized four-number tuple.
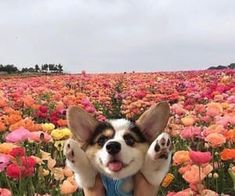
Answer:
(39, 105, 48, 113)
(20, 156, 36, 168)
(189, 150, 212, 165)
(6, 163, 21, 179)
(10, 147, 26, 157)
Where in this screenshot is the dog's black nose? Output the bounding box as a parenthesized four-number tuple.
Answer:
(106, 141, 121, 155)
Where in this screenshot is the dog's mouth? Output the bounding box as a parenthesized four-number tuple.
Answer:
(107, 160, 123, 172)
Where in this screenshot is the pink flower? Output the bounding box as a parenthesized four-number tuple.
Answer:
(189, 150, 212, 165)
(167, 188, 195, 196)
(180, 126, 201, 140)
(29, 131, 51, 142)
(5, 127, 31, 143)
(0, 154, 11, 172)
(0, 188, 12, 196)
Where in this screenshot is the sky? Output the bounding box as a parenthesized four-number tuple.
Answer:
(0, 0, 235, 73)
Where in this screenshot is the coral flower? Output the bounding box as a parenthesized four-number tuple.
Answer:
(205, 133, 226, 148)
(60, 177, 78, 194)
(173, 151, 190, 165)
(0, 188, 12, 196)
(206, 102, 223, 117)
(29, 131, 51, 142)
(189, 150, 212, 165)
(220, 149, 235, 161)
(183, 164, 213, 184)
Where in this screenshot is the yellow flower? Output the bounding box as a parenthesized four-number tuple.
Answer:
(51, 128, 72, 140)
(42, 123, 55, 133)
(161, 173, 174, 188)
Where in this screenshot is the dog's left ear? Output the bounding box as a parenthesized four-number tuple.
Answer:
(136, 102, 170, 141)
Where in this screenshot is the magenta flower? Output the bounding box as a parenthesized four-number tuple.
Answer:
(189, 150, 212, 165)
(5, 127, 31, 143)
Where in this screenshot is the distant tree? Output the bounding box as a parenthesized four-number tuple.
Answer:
(228, 63, 235, 69)
(41, 64, 49, 72)
(35, 64, 40, 72)
(58, 64, 63, 73)
(2, 64, 19, 74)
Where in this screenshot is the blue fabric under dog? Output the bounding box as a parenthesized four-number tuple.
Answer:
(101, 175, 133, 196)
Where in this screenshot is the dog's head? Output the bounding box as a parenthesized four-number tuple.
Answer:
(67, 102, 170, 179)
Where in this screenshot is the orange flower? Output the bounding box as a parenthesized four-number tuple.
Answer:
(220, 149, 235, 161)
(181, 115, 195, 126)
(0, 143, 18, 154)
(206, 102, 223, 117)
(60, 176, 78, 194)
(183, 164, 213, 184)
(63, 167, 74, 177)
(225, 129, 235, 143)
(57, 119, 67, 127)
(161, 173, 174, 187)
(173, 151, 190, 165)
(6, 113, 22, 125)
(203, 124, 225, 136)
(0, 121, 7, 132)
(205, 133, 226, 148)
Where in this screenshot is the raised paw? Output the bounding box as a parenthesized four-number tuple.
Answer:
(64, 139, 79, 164)
(152, 132, 172, 160)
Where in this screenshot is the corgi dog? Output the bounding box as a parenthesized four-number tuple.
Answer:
(64, 102, 172, 195)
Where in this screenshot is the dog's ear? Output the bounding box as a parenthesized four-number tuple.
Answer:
(136, 102, 170, 141)
(67, 106, 98, 142)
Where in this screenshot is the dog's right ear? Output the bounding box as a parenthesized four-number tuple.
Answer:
(67, 106, 98, 142)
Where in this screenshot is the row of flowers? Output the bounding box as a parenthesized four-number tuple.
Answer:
(0, 69, 235, 195)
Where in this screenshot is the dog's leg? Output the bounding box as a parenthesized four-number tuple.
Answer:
(141, 132, 172, 192)
(64, 138, 97, 188)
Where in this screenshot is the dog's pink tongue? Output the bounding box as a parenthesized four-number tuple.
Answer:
(108, 161, 123, 172)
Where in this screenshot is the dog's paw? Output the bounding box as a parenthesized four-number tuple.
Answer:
(141, 132, 172, 188)
(64, 139, 97, 188)
(151, 132, 172, 160)
(64, 139, 79, 165)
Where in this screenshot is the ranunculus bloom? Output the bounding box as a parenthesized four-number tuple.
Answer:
(183, 164, 213, 184)
(173, 151, 190, 165)
(189, 150, 212, 164)
(203, 124, 226, 137)
(205, 133, 226, 148)
(6, 163, 21, 179)
(0, 154, 11, 172)
(220, 149, 235, 161)
(41, 123, 55, 133)
(180, 126, 201, 140)
(5, 127, 31, 143)
(0, 188, 12, 196)
(10, 147, 26, 157)
(181, 116, 195, 126)
(51, 128, 72, 140)
(206, 102, 223, 117)
(29, 131, 51, 142)
(0, 143, 18, 154)
(167, 188, 195, 196)
(201, 189, 219, 196)
(60, 177, 78, 194)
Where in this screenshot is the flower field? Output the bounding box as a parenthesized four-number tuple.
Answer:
(0, 69, 235, 196)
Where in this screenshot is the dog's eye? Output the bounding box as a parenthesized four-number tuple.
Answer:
(97, 136, 108, 147)
(124, 134, 135, 146)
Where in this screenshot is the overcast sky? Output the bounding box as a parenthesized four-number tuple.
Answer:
(0, 0, 235, 73)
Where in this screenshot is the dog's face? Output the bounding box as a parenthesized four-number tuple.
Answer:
(67, 102, 170, 179)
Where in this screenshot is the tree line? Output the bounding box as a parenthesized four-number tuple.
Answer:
(208, 63, 235, 70)
(0, 64, 63, 74)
